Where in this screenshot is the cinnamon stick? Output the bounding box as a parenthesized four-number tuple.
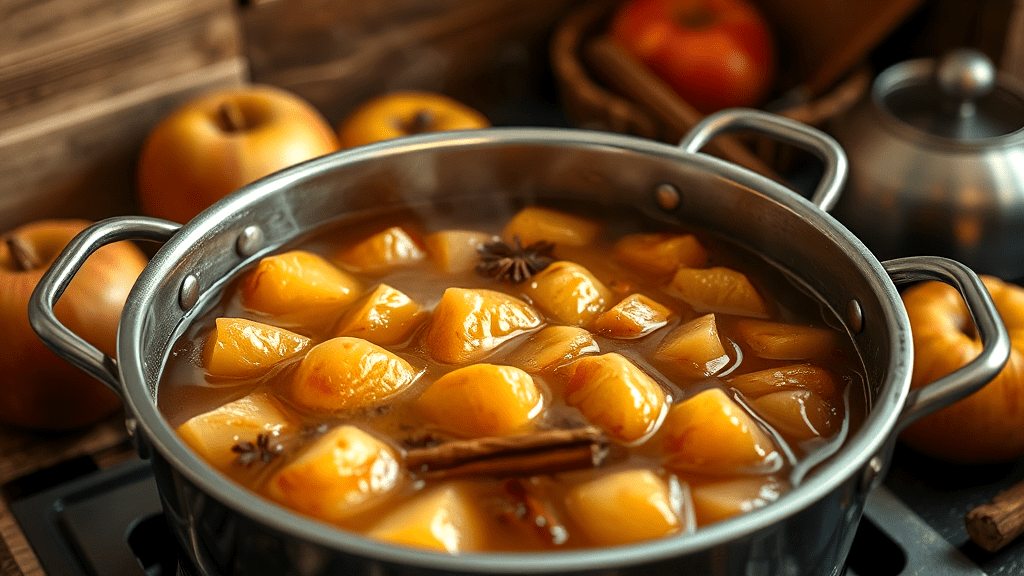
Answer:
(404, 426, 609, 480)
(965, 477, 1024, 552)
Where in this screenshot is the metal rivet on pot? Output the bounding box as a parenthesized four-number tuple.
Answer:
(236, 225, 264, 258)
(179, 274, 200, 311)
(860, 455, 884, 492)
(847, 299, 864, 333)
(655, 183, 681, 211)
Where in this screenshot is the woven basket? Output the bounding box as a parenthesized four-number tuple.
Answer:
(550, 0, 870, 175)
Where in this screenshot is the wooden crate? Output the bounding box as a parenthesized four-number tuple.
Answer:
(0, 0, 248, 232)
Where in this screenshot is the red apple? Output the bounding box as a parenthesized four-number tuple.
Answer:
(137, 85, 341, 225)
(0, 219, 149, 430)
(609, 0, 776, 114)
(337, 91, 490, 149)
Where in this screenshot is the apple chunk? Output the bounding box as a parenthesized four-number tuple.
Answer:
(501, 206, 600, 248)
(241, 250, 361, 325)
(661, 388, 777, 474)
(565, 468, 684, 546)
(427, 287, 542, 364)
(368, 483, 485, 552)
(592, 293, 673, 339)
(203, 317, 311, 379)
(653, 313, 729, 378)
(750, 389, 840, 441)
(523, 261, 612, 327)
(415, 364, 543, 437)
(691, 476, 785, 526)
(267, 425, 400, 524)
(734, 318, 839, 360)
(563, 353, 668, 443)
(423, 229, 495, 275)
(176, 389, 295, 470)
(727, 364, 840, 400)
(613, 232, 709, 275)
(504, 325, 599, 374)
(333, 283, 427, 346)
(333, 226, 426, 274)
(285, 337, 420, 413)
(669, 266, 769, 318)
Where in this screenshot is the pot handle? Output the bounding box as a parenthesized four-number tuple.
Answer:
(677, 108, 849, 212)
(883, 256, 1011, 430)
(28, 216, 181, 395)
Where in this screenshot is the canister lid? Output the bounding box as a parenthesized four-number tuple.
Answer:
(877, 49, 1024, 139)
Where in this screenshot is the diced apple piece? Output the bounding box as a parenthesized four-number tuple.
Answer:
(266, 425, 400, 524)
(285, 337, 419, 413)
(592, 293, 673, 339)
(423, 229, 495, 274)
(415, 364, 543, 437)
(176, 389, 294, 470)
(334, 226, 426, 274)
(202, 318, 311, 379)
(691, 476, 785, 526)
(565, 468, 684, 546)
(727, 364, 839, 400)
(501, 206, 600, 247)
(653, 314, 729, 378)
(563, 353, 668, 443)
(333, 283, 427, 346)
(734, 318, 839, 360)
(669, 267, 770, 319)
(661, 388, 777, 474)
(241, 250, 361, 325)
(613, 232, 709, 275)
(750, 389, 840, 441)
(523, 261, 612, 327)
(504, 325, 599, 374)
(368, 483, 485, 552)
(427, 288, 542, 364)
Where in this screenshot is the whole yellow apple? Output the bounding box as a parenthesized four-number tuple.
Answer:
(1, 219, 148, 430)
(337, 91, 490, 148)
(136, 85, 341, 224)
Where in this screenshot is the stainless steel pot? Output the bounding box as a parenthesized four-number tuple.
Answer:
(29, 109, 1010, 576)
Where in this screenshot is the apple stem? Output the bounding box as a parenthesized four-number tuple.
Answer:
(399, 110, 435, 134)
(4, 235, 41, 272)
(217, 101, 248, 133)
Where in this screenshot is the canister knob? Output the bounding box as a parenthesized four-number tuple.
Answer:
(936, 48, 995, 119)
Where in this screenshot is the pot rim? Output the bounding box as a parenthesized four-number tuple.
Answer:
(118, 127, 910, 571)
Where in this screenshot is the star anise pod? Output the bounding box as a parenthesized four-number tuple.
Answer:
(232, 433, 284, 467)
(476, 236, 555, 284)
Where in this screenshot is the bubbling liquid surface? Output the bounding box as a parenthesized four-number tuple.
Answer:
(158, 200, 868, 552)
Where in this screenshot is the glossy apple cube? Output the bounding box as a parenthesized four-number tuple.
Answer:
(286, 337, 419, 413)
(427, 287, 542, 364)
(501, 206, 600, 248)
(727, 364, 839, 400)
(734, 318, 839, 360)
(503, 325, 599, 374)
(176, 389, 294, 470)
(669, 266, 769, 318)
(691, 476, 785, 526)
(661, 388, 777, 474)
(240, 250, 361, 325)
(202, 317, 311, 380)
(415, 364, 543, 437)
(333, 226, 426, 274)
(333, 283, 427, 346)
(653, 313, 729, 378)
(368, 483, 485, 552)
(592, 293, 673, 339)
(266, 425, 400, 524)
(423, 229, 496, 274)
(563, 353, 668, 443)
(565, 468, 684, 545)
(750, 389, 840, 441)
(613, 232, 709, 275)
(523, 261, 612, 327)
